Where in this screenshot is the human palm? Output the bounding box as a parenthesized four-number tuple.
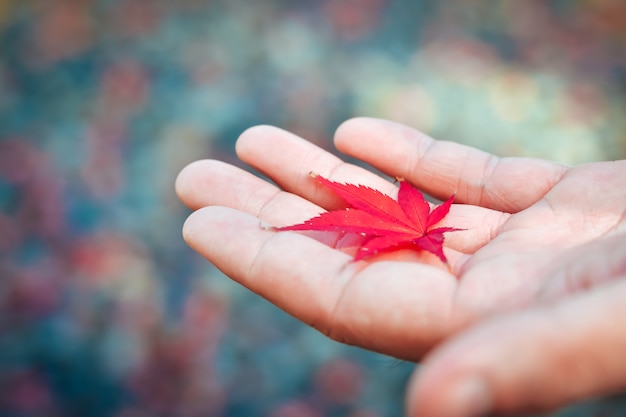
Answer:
(177, 118, 626, 414)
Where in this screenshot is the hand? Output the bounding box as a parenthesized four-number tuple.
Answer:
(176, 118, 626, 415)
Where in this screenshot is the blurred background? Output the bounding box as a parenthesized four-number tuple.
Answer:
(1, 1, 625, 416)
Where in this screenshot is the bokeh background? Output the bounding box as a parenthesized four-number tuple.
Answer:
(1, 1, 626, 416)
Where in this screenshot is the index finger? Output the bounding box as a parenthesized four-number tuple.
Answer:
(334, 118, 568, 213)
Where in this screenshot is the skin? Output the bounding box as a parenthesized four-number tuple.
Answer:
(175, 117, 626, 416)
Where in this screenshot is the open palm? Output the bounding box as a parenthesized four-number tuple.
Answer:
(178, 118, 626, 414)
(176, 118, 626, 362)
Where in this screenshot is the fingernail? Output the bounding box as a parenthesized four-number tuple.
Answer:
(445, 377, 491, 417)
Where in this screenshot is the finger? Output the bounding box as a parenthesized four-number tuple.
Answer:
(176, 159, 510, 253)
(334, 117, 568, 213)
(236, 125, 396, 210)
(183, 206, 459, 359)
(407, 279, 626, 417)
(175, 159, 323, 225)
(176, 159, 280, 211)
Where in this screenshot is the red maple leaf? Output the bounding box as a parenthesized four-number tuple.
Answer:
(277, 174, 462, 263)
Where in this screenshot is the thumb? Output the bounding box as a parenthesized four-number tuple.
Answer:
(407, 278, 626, 417)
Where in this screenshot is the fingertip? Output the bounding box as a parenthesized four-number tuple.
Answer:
(334, 117, 385, 151)
(181, 205, 209, 249)
(181, 205, 270, 260)
(175, 159, 209, 207)
(235, 124, 282, 160)
(407, 366, 492, 417)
